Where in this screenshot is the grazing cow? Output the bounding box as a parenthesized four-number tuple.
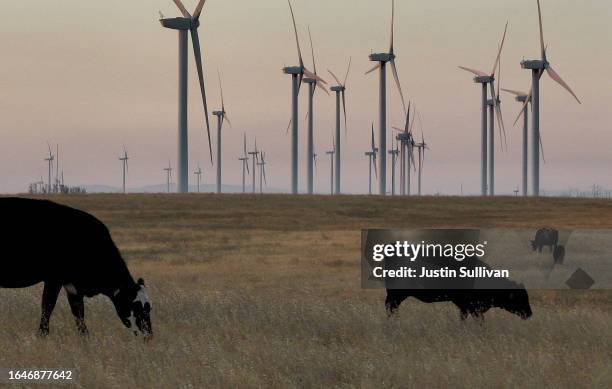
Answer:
(384, 257, 532, 321)
(385, 285, 532, 321)
(531, 228, 558, 253)
(0, 197, 152, 339)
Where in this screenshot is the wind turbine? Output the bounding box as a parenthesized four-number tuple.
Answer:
(44, 143, 54, 194)
(257, 151, 267, 194)
(213, 69, 231, 194)
(193, 164, 203, 193)
(364, 124, 378, 195)
(326, 139, 335, 196)
(304, 27, 329, 195)
(119, 148, 129, 194)
(388, 138, 399, 195)
(503, 87, 530, 196)
(459, 22, 508, 196)
(328, 57, 351, 194)
(283, 0, 326, 194)
(415, 129, 430, 196)
(239, 133, 250, 193)
(393, 102, 416, 195)
(159, 0, 212, 193)
(365, 0, 407, 195)
(514, 0, 581, 196)
(55, 144, 60, 194)
(163, 162, 172, 193)
(248, 138, 259, 194)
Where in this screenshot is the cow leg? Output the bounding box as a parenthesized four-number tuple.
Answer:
(67, 294, 88, 336)
(385, 294, 405, 317)
(39, 282, 62, 336)
(459, 307, 469, 321)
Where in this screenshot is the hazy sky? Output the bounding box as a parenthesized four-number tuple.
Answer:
(1, 0, 610, 194)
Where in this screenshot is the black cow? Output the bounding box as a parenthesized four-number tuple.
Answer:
(384, 257, 532, 321)
(531, 228, 558, 253)
(385, 285, 532, 321)
(0, 197, 152, 339)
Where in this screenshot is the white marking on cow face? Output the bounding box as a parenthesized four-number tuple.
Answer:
(134, 287, 150, 307)
(64, 283, 77, 295)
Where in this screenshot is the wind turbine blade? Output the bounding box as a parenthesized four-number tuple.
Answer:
(389, 59, 406, 114)
(342, 90, 348, 135)
(327, 69, 342, 86)
(193, 0, 207, 20)
(317, 82, 330, 96)
(287, 0, 303, 68)
(501, 88, 528, 97)
(343, 57, 351, 86)
(546, 66, 581, 104)
(458, 66, 488, 77)
(285, 119, 291, 135)
(172, 0, 191, 18)
(539, 131, 546, 164)
(243, 133, 248, 156)
(392, 126, 404, 132)
(371, 124, 376, 151)
(513, 90, 532, 126)
(308, 26, 317, 76)
(389, 0, 395, 53)
(490, 81, 506, 150)
(537, 0, 546, 61)
(409, 104, 416, 133)
(303, 68, 327, 84)
(190, 29, 213, 163)
(365, 63, 381, 75)
(217, 68, 225, 111)
(224, 113, 232, 128)
(490, 21, 508, 76)
(373, 156, 378, 179)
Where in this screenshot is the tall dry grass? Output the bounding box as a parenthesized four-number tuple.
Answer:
(0, 194, 611, 388)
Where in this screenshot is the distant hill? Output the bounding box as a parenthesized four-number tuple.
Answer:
(83, 183, 287, 194)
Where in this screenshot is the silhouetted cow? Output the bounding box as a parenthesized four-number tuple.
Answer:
(531, 228, 558, 253)
(384, 257, 532, 321)
(0, 198, 152, 339)
(385, 285, 532, 321)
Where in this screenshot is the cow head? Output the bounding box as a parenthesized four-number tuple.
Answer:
(112, 278, 153, 340)
(502, 285, 532, 319)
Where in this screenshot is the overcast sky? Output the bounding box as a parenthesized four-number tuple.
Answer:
(1, 0, 610, 194)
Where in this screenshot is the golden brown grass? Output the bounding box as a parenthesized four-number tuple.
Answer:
(1, 194, 611, 388)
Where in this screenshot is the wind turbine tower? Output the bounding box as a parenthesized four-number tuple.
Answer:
(365, 0, 407, 195)
(213, 69, 231, 194)
(44, 144, 54, 194)
(515, 0, 581, 196)
(248, 139, 259, 194)
(503, 88, 530, 196)
(119, 149, 129, 194)
(239, 133, 250, 193)
(194, 165, 203, 193)
(160, 0, 213, 193)
(164, 162, 172, 193)
(328, 58, 351, 194)
(283, 0, 325, 194)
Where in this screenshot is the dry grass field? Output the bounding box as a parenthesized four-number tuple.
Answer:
(1, 194, 611, 388)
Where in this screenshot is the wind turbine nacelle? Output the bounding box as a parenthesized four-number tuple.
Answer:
(521, 59, 547, 70)
(330, 85, 345, 92)
(473, 75, 493, 84)
(160, 17, 195, 30)
(283, 66, 303, 75)
(369, 53, 394, 62)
